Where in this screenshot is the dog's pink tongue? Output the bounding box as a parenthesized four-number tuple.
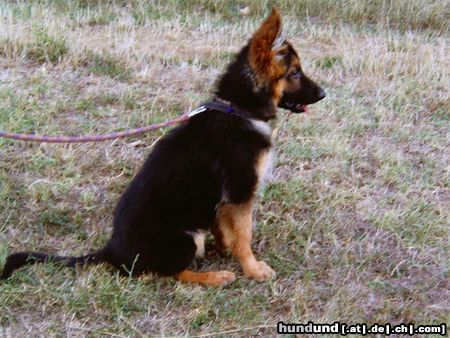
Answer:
(295, 104, 308, 113)
(296, 104, 309, 113)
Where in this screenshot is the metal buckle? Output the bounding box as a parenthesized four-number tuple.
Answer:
(187, 106, 207, 117)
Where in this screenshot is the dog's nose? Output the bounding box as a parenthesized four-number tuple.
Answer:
(317, 88, 326, 101)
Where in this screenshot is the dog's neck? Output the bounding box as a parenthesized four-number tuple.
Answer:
(214, 46, 277, 122)
(202, 98, 272, 140)
(206, 97, 255, 120)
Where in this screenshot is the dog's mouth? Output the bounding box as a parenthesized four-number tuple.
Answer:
(280, 101, 309, 113)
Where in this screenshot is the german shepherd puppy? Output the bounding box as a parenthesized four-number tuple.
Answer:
(1, 9, 325, 286)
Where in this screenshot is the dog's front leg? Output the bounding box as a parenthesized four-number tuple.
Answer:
(216, 201, 275, 281)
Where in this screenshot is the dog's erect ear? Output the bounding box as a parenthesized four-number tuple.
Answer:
(251, 7, 282, 49)
(249, 8, 287, 85)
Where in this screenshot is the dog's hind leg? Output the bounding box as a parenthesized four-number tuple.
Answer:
(174, 232, 235, 286)
(169, 233, 235, 286)
(176, 269, 235, 286)
(150, 231, 235, 286)
(216, 201, 275, 281)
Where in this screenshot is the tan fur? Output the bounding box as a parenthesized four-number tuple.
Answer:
(188, 230, 206, 257)
(248, 8, 288, 86)
(256, 149, 273, 185)
(282, 56, 303, 93)
(256, 150, 269, 176)
(273, 78, 287, 105)
(216, 201, 252, 255)
(215, 150, 271, 249)
(213, 151, 275, 281)
(176, 269, 235, 286)
(215, 201, 275, 281)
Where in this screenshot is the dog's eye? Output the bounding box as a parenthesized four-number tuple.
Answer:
(291, 69, 302, 79)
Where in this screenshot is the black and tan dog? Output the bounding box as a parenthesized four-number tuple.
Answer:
(1, 9, 325, 286)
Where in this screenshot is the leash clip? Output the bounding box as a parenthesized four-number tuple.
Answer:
(188, 106, 207, 117)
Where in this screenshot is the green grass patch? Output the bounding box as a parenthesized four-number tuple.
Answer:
(316, 55, 343, 69)
(86, 11, 117, 26)
(26, 28, 68, 64)
(86, 52, 131, 80)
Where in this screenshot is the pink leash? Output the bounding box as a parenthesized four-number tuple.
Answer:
(0, 106, 206, 143)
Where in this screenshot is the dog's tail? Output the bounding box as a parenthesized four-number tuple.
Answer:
(1, 248, 110, 280)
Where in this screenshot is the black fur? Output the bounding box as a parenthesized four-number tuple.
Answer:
(1, 20, 325, 281)
(1, 251, 105, 279)
(216, 45, 277, 121)
(1, 110, 271, 279)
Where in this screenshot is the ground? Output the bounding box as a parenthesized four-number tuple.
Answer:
(0, 1, 448, 336)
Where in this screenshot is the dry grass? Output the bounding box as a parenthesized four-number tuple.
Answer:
(0, 0, 449, 336)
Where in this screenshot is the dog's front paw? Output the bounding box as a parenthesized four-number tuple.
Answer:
(243, 261, 276, 281)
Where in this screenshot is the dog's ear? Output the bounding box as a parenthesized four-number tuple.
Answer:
(249, 8, 287, 84)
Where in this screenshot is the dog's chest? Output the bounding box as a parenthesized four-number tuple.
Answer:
(256, 148, 274, 186)
(250, 119, 272, 139)
(250, 119, 274, 186)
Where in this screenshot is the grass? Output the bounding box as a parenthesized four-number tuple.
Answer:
(0, 28, 68, 64)
(85, 52, 131, 80)
(0, 0, 449, 336)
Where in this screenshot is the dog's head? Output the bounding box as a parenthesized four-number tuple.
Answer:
(248, 8, 325, 114)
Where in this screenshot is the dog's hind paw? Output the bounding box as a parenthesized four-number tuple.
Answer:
(176, 269, 235, 286)
(207, 270, 236, 286)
